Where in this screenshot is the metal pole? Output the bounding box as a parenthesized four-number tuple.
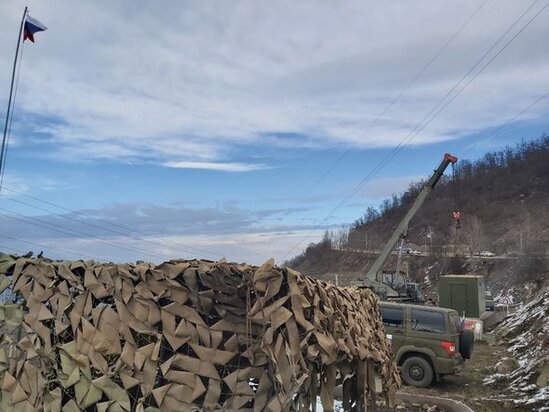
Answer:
(0, 7, 27, 192)
(520, 199, 525, 253)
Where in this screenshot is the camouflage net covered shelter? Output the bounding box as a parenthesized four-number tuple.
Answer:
(0, 253, 399, 411)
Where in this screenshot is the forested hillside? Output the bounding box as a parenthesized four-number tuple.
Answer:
(288, 136, 549, 280)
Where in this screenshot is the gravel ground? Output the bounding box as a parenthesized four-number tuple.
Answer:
(399, 334, 535, 412)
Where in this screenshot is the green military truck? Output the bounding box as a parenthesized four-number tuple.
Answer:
(379, 302, 474, 387)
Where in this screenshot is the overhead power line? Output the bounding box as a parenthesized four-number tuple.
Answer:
(0, 233, 103, 261)
(463, 89, 549, 156)
(283, 0, 548, 259)
(334, 89, 549, 273)
(301, 0, 489, 199)
(0, 208, 174, 261)
(329, 0, 548, 217)
(0, 186, 227, 260)
(405, 0, 549, 143)
(0, 242, 27, 256)
(320, 88, 549, 274)
(0, 191, 222, 259)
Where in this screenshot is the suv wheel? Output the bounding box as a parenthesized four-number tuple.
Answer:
(401, 356, 434, 388)
(459, 329, 474, 360)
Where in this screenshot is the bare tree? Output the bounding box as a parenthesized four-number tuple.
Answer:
(461, 215, 486, 253)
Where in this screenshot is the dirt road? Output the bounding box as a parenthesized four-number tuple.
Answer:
(399, 334, 533, 412)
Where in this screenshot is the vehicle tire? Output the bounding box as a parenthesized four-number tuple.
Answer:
(459, 329, 474, 360)
(401, 356, 434, 388)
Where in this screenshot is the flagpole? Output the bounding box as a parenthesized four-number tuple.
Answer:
(0, 6, 28, 192)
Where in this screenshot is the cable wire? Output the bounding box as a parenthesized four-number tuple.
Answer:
(0, 209, 174, 260)
(333, 88, 549, 274)
(0, 233, 103, 261)
(463, 90, 549, 157)
(329, 0, 547, 217)
(0, 186, 228, 260)
(0, 192, 223, 259)
(301, 0, 489, 199)
(0, 242, 27, 256)
(283, 0, 548, 259)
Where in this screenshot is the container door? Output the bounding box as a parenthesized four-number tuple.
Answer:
(450, 283, 468, 317)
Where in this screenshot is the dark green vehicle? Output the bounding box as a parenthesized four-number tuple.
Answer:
(379, 302, 474, 387)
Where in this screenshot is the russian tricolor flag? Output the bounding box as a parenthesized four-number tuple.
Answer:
(24, 14, 47, 43)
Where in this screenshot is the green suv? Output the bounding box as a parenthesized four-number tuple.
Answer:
(379, 302, 474, 387)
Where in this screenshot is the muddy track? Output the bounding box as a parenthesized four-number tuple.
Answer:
(399, 334, 534, 412)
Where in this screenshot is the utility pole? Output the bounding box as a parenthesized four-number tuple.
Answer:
(519, 196, 525, 253)
(426, 227, 433, 254)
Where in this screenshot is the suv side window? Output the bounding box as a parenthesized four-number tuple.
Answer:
(380, 307, 404, 328)
(410, 309, 445, 334)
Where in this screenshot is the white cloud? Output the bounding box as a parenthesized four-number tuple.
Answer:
(164, 161, 265, 172)
(1, 1, 548, 168)
(0, 174, 69, 195)
(0, 198, 328, 264)
(358, 175, 425, 201)
(159, 230, 326, 265)
(6, 1, 548, 263)
(0, 175, 30, 195)
(0, 229, 326, 266)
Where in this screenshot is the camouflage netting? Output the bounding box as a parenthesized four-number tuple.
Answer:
(0, 253, 399, 411)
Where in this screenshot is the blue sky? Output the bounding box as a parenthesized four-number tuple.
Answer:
(1, 1, 548, 264)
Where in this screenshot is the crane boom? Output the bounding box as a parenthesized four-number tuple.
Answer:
(365, 153, 458, 280)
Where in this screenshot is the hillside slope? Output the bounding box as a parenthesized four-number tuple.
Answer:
(288, 136, 549, 296)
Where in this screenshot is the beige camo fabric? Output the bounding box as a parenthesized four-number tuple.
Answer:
(0, 253, 399, 411)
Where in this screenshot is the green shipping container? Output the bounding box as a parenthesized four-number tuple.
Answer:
(438, 275, 486, 318)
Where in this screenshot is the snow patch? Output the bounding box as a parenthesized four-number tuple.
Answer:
(484, 286, 549, 410)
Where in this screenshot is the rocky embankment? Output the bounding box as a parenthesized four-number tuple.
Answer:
(484, 286, 549, 410)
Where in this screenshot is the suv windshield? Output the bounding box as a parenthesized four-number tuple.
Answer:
(410, 309, 445, 334)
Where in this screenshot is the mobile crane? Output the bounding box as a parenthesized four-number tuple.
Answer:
(353, 153, 458, 302)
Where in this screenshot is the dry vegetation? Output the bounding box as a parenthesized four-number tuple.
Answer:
(288, 136, 549, 295)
